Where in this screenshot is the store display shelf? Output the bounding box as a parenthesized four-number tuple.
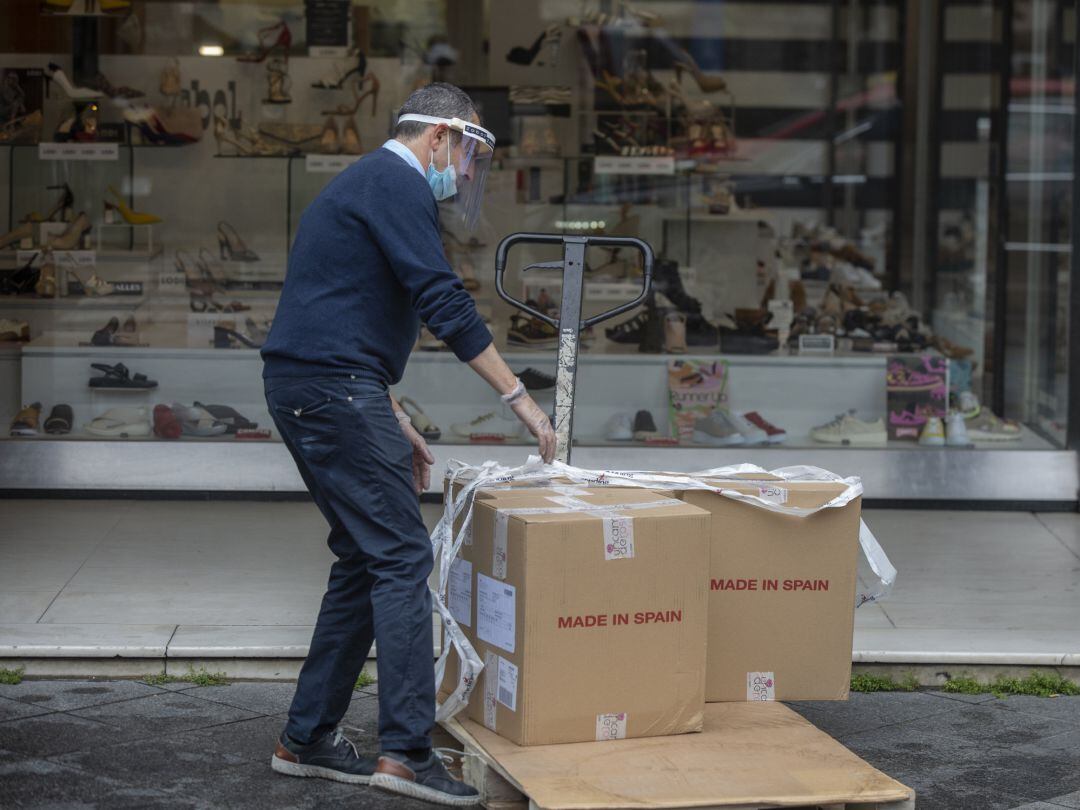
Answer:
(22, 344, 260, 359)
(418, 348, 899, 367)
(3, 296, 146, 310)
(0, 248, 162, 264)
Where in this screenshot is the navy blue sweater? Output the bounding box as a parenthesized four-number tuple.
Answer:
(261, 147, 491, 383)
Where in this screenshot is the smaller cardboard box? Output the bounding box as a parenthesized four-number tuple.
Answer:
(440, 489, 710, 745)
(680, 481, 862, 702)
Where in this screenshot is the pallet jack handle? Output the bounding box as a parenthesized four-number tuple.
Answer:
(493, 233, 655, 463)
(494, 233, 654, 330)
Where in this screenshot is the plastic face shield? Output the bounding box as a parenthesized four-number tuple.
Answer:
(397, 113, 495, 230)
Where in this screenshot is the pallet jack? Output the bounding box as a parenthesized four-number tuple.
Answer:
(494, 232, 654, 463)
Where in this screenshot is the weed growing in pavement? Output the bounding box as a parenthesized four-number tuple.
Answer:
(942, 672, 1080, 698)
(0, 666, 24, 685)
(355, 670, 376, 690)
(850, 673, 918, 692)
(141, 666, 229, 687)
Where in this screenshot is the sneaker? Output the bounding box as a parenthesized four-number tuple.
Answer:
(729, 411, 769, 444)
(10, 402, 42, 436)
(742, 411, 787, 443)
(507, 314, 557, 348)
(515, 368, 555, 390)
(451, 411, 523, 440)
(371, 749, 481, 806)
(945, 411, 971, 446)
(692, 409, 746, 446)
(271, 728, 378, 785)
(810, 410, 887, 445)
(965, 410, 1021, 442)
(632, 409, 658, 440)
(886, 362, 942, 392)
(957, 390, 981, 419)
(605, 412, 633, 441)
(918, 416, 945, 446)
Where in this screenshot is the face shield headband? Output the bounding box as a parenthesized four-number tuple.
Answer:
(397, 113, 495, 230)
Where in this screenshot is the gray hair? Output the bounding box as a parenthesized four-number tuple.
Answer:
(394, 83, 477, 142)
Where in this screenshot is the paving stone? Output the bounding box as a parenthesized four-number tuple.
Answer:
(0, 712, 138, 758)
(0, 754, 181, 809)
(184, 681, 300, 716)
(995, 695, 1080, 727)
(898, 701, 1079, 748)
(925, 689, 1001, 705)
(0, 678, 164, 712)
(785, 690, 962, 738)
(0, 695, 55, 721)
(69, 691, 260, 737)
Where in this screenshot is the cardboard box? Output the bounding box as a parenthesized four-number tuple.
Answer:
(440, 489, 710, 745)
(680, 481, 862, 702)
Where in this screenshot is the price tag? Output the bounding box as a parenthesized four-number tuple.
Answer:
(798, 334, 836, 355)
(594, 156, 675, 175)
(38, 142, 119, 161)
(157, 271, 188, 294)
(51, 250, 97, 268)
(308, 46, 349, 58)
(305, 153, 362, 173)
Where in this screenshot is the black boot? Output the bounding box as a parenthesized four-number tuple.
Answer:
(652, 259, 702, 315)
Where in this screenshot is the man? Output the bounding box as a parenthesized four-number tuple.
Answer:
(260, 83, 555, 805)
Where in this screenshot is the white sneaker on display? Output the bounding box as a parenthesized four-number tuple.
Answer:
(810, 410, 887, 445)
(957, 390, 980, 419)
(692, 409, 746, 446)
(729, 411, 770, 445)
(605, 413, 633, 441)
(945, 412, 971, 446)
(918, 416, 946, 447)
(451, 410, 522, 440)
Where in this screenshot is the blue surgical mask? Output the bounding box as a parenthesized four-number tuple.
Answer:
(426, 139, 457, 200)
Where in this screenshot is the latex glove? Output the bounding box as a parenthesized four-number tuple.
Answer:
(509, 392, 556, 463)
(398, 417, 435, 495)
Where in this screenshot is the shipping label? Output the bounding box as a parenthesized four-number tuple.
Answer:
(602, 515, 635, 560)
(447, 558, 472, 627)
(497, 657, 518, 712)
(596, 712, 628, 741)
(493, 512, 509, 578)
(747, 672, 775, 701)
(757, 485, 788, 504)
(483, 651, 499, 730)
(477, 573, 516, 653)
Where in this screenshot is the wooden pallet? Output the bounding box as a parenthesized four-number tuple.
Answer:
(437, 703, 915, 810)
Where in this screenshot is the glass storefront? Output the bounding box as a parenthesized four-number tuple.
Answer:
(0, 0, 1076, 487)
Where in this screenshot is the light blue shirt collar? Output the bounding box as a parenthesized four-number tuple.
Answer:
(381, 139, 425, 178)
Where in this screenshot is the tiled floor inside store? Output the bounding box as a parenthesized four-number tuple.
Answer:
(1, 500, 1079, 667)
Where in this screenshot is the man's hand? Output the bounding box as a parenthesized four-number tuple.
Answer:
(509, 393, 556, 463)
(398, 417, 435, 495)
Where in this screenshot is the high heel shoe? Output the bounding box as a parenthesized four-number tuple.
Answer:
(0, 253, 41, 295)
(321, 73, 379, 116)
(673, 48, 729, 95)
(0, 222, 33, 249)
(217, 221, 259, 262)
(159, 58, 181, 99)
(35, 252, 58, 298)
(46, 212, 91, 250)
(124, 105, 199, 146)
(311, 50, 366, 89)
(40, 183, 74, 222)
(237, 20, 292, 64)
(214, 323, 262, 349)
(264, 57, 291, 104)
(99, 0, 132, 13)
(196, 247, 228, 289)
(45, 63, 103, 100)
(0, 110, 43, 145)
(319, 115, 339, 154)
(70, 269, 114, 296)
(341, 116, 362, 155)
(177, 249, 216, 295)
(105, 185, 162, 225)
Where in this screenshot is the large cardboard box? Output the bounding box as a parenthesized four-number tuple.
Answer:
(680, 481, 862, 702)
(439, 489, 710, 745)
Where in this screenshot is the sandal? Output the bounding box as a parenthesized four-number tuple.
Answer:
(85, 406, 151, 437)
(213, 324, 262, 349)
(44, 403, 73, 435)
(153, 404, 181, 439)
(88, 362, 158, 389)
(399, 396, 440, 441)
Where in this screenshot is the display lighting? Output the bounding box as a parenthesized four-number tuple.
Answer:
(198, 45, 225, 57)
(554, 220, 606, 230)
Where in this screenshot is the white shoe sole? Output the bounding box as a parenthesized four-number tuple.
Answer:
(810, 433, 887, 446)
(370, 773, 481, 806)
(632, 430, 658, 441)
(85, 424, 151, 437)
(692, 430, 745, 446)
(270, 754, 371, 785)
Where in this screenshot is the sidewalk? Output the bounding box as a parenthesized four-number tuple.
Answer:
(2, 500, 1080, 674)
(2, 678, 1079, 809)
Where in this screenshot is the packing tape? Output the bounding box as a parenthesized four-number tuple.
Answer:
(492, 512, 509, 579)
(483, 650, 499, 731)
(431, 457, 897, 723)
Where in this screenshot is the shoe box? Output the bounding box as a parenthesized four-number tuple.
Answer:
(438, 486, 710, 746)
(678, 477, 862, 702)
